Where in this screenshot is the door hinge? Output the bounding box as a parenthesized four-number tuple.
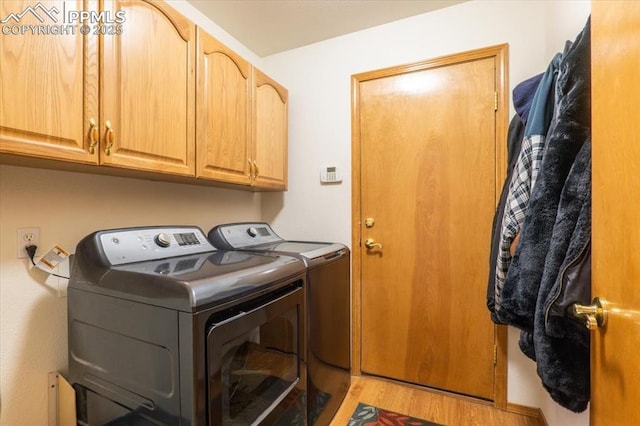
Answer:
(494, 92, 498, 111)
(493, 344, 498, 365)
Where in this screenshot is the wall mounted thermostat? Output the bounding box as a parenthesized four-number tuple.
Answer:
(320, 165, 343, 183)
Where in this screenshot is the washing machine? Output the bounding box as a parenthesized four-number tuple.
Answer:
(208, 222, 351, 426)
(68, 225, 309, 425)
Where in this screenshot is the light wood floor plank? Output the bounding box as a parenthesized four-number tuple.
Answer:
(330, 376, 543, 426)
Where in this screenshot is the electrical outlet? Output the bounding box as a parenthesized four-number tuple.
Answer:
(17, 227, 40, 259)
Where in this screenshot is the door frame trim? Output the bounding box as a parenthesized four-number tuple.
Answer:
(350, 44, 509, 408)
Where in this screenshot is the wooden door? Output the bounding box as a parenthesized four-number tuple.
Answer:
(101, 0, 195, 176)
(253, 69, 288, 190)
(353, 46, 507, 401)
(196, 29, 252, 185)
(0, 0, 98, 164)
(591, 2, 640, 424)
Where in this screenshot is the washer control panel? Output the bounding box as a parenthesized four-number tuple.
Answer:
(99, 226, 215, 265)
(209, 222, 282, 250)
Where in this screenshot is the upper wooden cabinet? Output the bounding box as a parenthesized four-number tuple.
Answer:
(196, 29, 252, 185)
(1, 0, 195, 176)
(253, 69, 288, 190)
(0, 0, 98, 164)
(1, 0, 288, 189)
(196, 30, 289, 190)
(101, 0, 195, 175)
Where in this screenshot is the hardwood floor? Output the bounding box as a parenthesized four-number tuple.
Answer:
(330, 376, 545, 426)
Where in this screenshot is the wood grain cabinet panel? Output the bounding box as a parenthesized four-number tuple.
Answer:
(1, 0, 195, 176)
(196, 29, 252, 185)
(196, 34, 289, 190)
(0, 0, 99, 164)
(253, 69, 288, 190)
(101, 0, 195, 176)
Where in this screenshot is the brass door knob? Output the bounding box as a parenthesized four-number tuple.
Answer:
(573, 297, 608, 330)
(364, 238, 382, 250)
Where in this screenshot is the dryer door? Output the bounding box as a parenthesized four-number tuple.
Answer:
(206, 286, 305, 425)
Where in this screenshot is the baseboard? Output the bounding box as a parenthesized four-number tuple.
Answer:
(506, 403, 548, 426)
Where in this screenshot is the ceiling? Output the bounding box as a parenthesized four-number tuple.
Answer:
(186, 0, 467, 57)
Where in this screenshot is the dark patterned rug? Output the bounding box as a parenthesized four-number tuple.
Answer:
(347, 402, 443, 426)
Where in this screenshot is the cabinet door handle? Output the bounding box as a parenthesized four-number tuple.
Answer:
(104, 120, 115, 156)
(252, 160, 260, 179)
(248, 159, 254, 179)
(88, 118, 99, 154)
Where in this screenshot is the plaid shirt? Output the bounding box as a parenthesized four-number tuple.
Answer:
(494, 134, 546, 313)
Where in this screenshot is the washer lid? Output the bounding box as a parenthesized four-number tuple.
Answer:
(70, 227, 306, 312)
(253, 241, 347, 259)
(208, 223, 348, 259)
(72, 250, 305, 312)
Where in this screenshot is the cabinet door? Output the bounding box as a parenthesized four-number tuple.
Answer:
(0, 0, 98, 164)
(196, 29, 252, 185)
(101, 0, 195, 176)
(253, 69, 288, 190)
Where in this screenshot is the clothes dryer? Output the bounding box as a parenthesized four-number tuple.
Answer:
(208, 222, 351, 426)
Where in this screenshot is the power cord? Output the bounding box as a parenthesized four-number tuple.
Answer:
(25, 245, 37, 265)
(25, 244, 70, 280)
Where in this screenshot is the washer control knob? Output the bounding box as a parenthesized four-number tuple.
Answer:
(155, 233, 171, 248)
(247, 227, 258, 237)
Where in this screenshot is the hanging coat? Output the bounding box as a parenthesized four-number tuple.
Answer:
(487, 73, 543, 320)
(510, 18, 592, 412)
(492, 54, 561, 326)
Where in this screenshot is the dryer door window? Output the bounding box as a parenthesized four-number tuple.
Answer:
(207, 286, 304, 425)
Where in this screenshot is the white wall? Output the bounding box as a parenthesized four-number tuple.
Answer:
(260, 1, 590, 425)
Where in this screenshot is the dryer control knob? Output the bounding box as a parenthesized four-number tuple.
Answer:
(155, 233, 171, 248)
(247, 227, 258, 237)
